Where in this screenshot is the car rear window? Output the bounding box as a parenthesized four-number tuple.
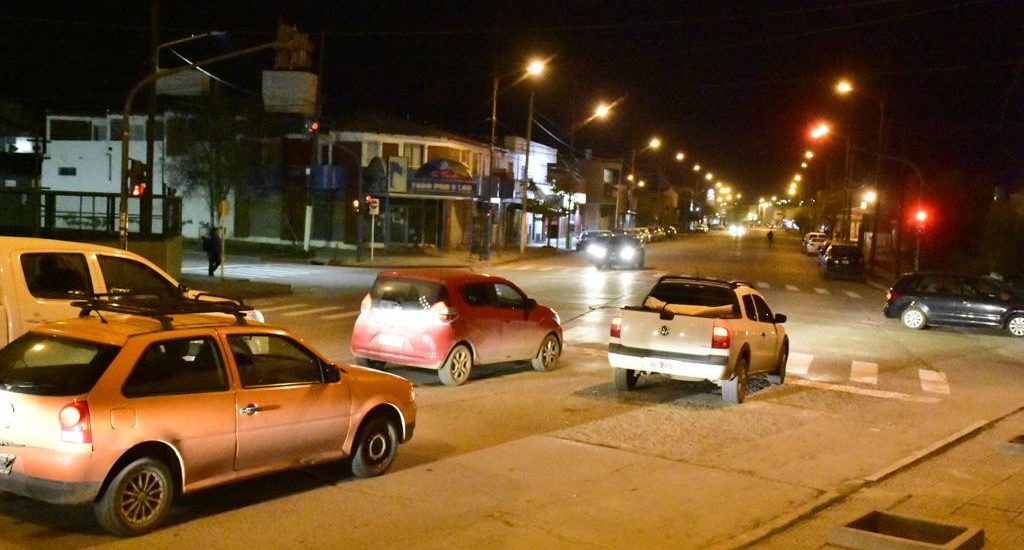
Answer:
(648, 282, 740, 310)
(0, 334, 120, 396)
(830, 246, 862, 257)
(371, 277, 448, 310)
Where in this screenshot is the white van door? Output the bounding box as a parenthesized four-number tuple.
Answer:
(11, 251, 97, 339)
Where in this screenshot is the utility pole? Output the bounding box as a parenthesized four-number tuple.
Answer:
(142, 0, 159, 237)
(518, 90, 534, 254)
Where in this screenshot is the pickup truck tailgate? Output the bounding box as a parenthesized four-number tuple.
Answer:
(618, 308, 714, 355)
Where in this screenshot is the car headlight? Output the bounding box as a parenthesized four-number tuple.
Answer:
(619, 246, 636, 260)
(587, 245, 607, 258)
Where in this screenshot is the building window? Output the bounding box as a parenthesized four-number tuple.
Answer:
(49, 120, 92, 141)
(58, 167, 77, 176)
(405, 144, 424, 167)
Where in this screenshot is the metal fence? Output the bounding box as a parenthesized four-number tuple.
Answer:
(0, 188, 181, 238)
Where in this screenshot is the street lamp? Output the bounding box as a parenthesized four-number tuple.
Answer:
(693, 164, 701, 172)
(615, 136, 661, 228)
(518, 57, 546, 254)
(675, 151, 685, 161)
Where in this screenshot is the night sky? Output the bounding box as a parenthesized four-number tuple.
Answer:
(4, 0, 1023, 200)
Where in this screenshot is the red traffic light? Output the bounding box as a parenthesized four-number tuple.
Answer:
(364, 194, 373, 204)
(915, 209, 927, 223)
(308, 120, 319, 132)
(130, 184, 146, 197)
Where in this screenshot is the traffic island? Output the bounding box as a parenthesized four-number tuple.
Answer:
(828, 510, 983, 550)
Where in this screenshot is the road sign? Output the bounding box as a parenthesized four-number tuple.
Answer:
(369, 198, 380, 216)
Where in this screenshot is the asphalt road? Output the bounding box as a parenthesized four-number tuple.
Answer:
(2, 229, 1022, 549)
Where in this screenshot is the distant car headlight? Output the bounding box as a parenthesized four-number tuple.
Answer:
(729, 225, 746, 236)
(587, 245, 607, 258)
(619, 246, 636, 260)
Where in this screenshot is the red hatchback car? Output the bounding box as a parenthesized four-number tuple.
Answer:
(351, 269, 563, 386)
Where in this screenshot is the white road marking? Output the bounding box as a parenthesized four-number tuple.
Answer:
(539, 266, 556, 271)
(814, 288, 829, 294)
(321, 310, 361, 320)
(844, 291, 862, 299)
(787, 352, 813, 375)
(259, 303, 312, 313)
(757, 282, 771, 289)
(786, 284, 800, 292)
(788, 379, 941, 404)
(919, 369, 951, 394)
(850, 361, 878, 385)
(281, 306, 343, 317)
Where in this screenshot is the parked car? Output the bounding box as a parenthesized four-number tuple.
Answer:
(804, 236, 828, 255)
(575, 229, 613, 251)
(0, 236, 263, 346)
(584, 234, 645, 269)
(696, 223, 710, 233)
(0, 295, 416, 536)
(883, 273, 1024, 336)
(351, 269, 562, 386)
(802, 231, 827, 246)
(819, 243, 866, 281)
(608, 276, 788, 403)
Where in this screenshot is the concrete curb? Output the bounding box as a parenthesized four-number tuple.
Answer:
(720, 403, 1024, 549)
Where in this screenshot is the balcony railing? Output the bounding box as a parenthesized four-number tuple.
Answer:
(0, 188, 181, 239)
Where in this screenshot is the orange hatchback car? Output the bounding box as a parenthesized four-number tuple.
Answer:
(0, 297, 416, 536)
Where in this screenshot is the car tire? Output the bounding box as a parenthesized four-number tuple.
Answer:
(613, 368, 638, 391)
(531, 333, 561, 372)
(94, 457, 174, 537)
(767, 340, 788, 385)
(438, 344, 473, 386)
(722, 356, 749, 404)
(1006, 313, 1024, 337)
(350, 416, 399, 478)
(901, 307, 928, 330)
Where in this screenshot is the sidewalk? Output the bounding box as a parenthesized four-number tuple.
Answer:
(740, 405, 1024, 549)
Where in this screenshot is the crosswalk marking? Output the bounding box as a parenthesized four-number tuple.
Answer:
(919, 369, 951, 394)
(259, 303, 311, 313)
(850, 361, 878, 384)
(757, 282, 771, 289)
(281, 306, 343, 318)
(321, 310, 361, 320)
(844, 291, 862, 299)
(539, 266, 556, 271)
(788, 379, 941, 404)
(786, 284, 800, 292)
(814, 288, 829, 294)
(787, 352, 813, 375)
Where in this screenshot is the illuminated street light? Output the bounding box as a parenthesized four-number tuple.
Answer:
(864, 190, 877, 203)
(715, 181, 722, 188)
(627, 174, 634, 182)
(638, 180, 646, 188)
(649, 137, 662, 149)
(705, 173, 713, 181)
(835, 78, 854, 95)
(527, 59, 545, 76)
(771, 195, 777, 201)
(810, 123, 831, 140)
(788, 188, 797, 196)
(794, 174, 802, 181)
(801, 162, 808, 168)
(693, 164, 701, 171)
(594, 103, 611, 119)
(805, 150, 814, 159)
(675, 151, 685, 161)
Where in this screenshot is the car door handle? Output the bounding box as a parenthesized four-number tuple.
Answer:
(239, 403, 263, 416)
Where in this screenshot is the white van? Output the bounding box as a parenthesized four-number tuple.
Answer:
(0, 236, 262, 346)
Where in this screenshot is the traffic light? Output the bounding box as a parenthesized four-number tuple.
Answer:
(128, 159, 149, 197)
(274, 23, 314, 70)
(306, 120, 319, 133)
(915, 209, 927, 223)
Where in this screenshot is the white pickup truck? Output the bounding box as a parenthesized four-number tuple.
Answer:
(608, 276, 789, 404)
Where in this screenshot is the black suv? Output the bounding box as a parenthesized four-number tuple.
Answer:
(883, 273, 1024, 336)
(819, 243, 865, 281)
(583, 234, 645, 269)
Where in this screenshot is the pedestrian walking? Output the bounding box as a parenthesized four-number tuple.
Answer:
(767, 230, 774, 248)
(201, 227, 222, 276)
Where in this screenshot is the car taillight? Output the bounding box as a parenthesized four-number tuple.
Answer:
(610, 314, 622, 338)
(711, 322, 731, 349)
(59, 401, 92, 444)
(886, 290, 894, 302)
(431, 301, 457, 322)
(360, 293, 372, 313)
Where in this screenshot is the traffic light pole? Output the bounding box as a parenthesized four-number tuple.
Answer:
(118, 40, 287, 249)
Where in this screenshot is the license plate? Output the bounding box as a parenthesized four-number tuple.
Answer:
(645, 358, 683, 372)
(378, 334, 405, 348)
(0, 453, 14, 475)
(840, 259, 849, 264)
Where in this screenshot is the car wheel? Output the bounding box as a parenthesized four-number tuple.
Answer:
(613, 368, 638, 391)
(767, 340, 788, 385)
(901, 307, 927, 330)
(438, 344, 473, 386)
(531, 333, 561, 372)
(722, 356, 749, 404)
(1006, 313, 1024, 337)
(94, 457, 173, 537)
(350, 416, 399, 478)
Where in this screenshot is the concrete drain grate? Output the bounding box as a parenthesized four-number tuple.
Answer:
(828, 510, 983, 550)
(996, 434, 1024, 457)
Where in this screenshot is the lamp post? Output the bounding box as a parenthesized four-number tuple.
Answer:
(836, 78, 886, 269)
(518, 59, 545, 254)
(615, 137, 660, 229)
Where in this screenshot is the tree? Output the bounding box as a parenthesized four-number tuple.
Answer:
(167, 86, 266, 230)
(980, 187, 1023, 275)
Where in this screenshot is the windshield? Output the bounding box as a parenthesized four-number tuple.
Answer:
(370, 277, 448, 310)
(0, 334, 120, 396)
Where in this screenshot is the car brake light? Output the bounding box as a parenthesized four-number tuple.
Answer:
(431, 301, 457, 322)
(59, 401, 92, 444)
(360, 293, 372, 313)
(886, 290, 894, 302)
(711, 322, 731, 349)
(610, 314, 622, 338)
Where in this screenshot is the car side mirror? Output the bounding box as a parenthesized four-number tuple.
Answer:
(774, 313, 787, 324)
(178, 282, 190, 297)
(323, 364, 342, 383)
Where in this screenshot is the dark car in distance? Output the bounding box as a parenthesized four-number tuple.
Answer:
(883, 273, 1024, 336)
(819, 243, 865, 281)
(575, 230, 613, 251)
(583, 234, 645, 269)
